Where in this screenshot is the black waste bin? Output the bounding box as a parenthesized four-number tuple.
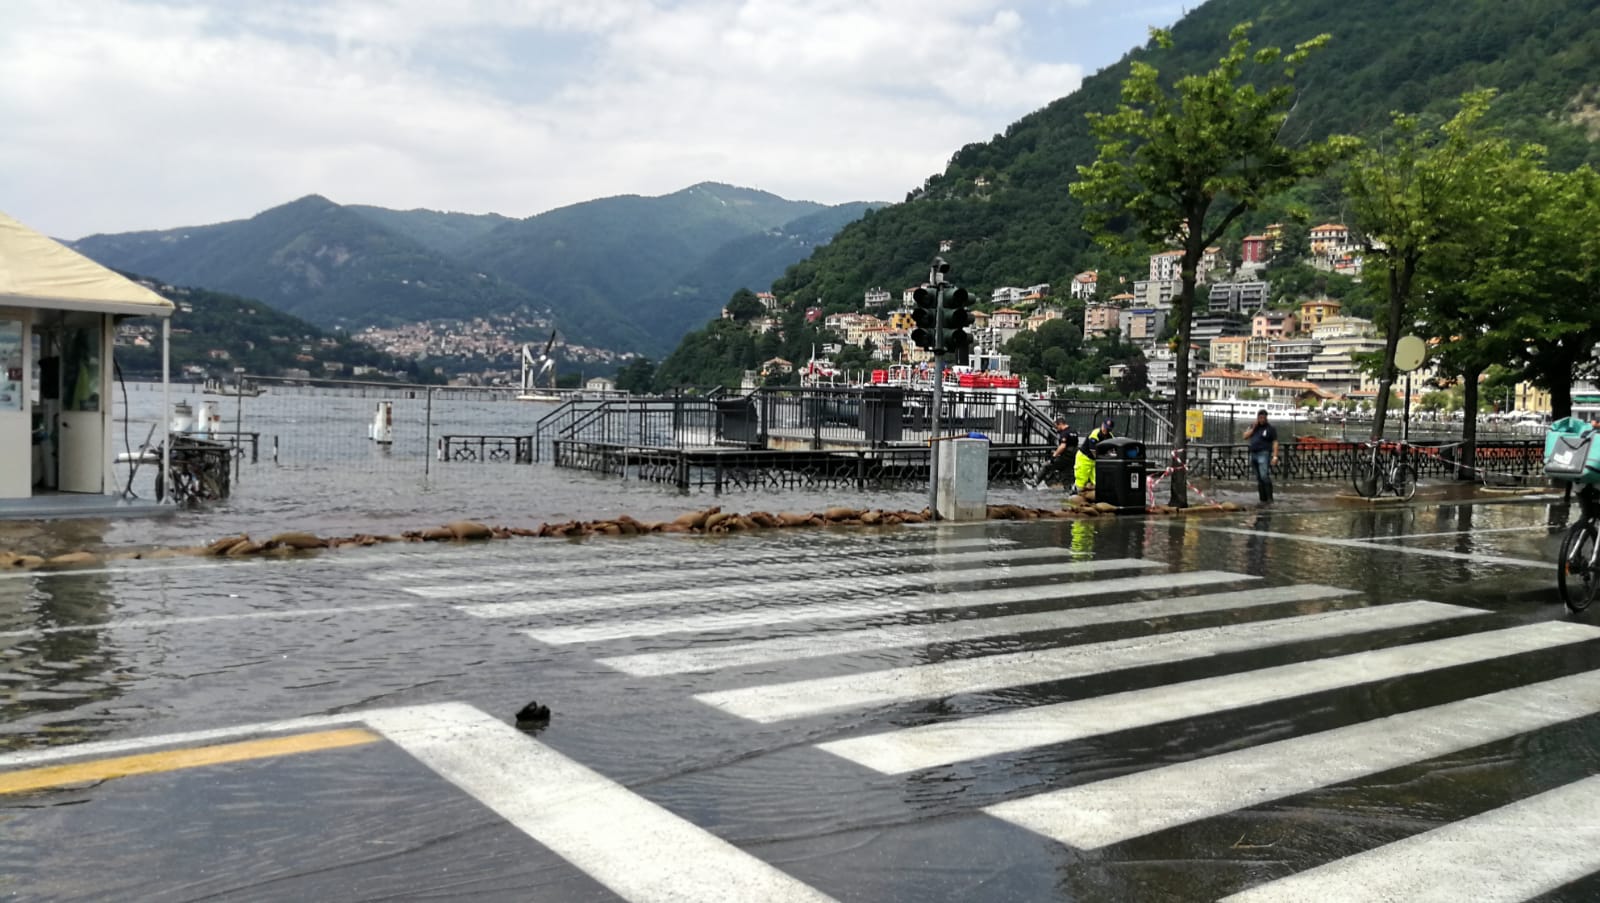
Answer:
(862, 386, 905, 443)
(1094, 436, 1148, 511)
(717, 397, 759, 446)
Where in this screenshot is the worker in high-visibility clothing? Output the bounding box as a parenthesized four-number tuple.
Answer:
(1074, 417, 1115, 493)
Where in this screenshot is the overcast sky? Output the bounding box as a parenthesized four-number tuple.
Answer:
(2, 0, 1184, 239)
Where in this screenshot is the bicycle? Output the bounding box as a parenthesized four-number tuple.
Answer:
(1557, 484, 1600, 613)
(1352, 440, 1416, 501)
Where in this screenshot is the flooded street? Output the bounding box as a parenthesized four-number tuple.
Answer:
(5, 496, 1600, 901)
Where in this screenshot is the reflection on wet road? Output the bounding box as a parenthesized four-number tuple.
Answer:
(5, 497, 1600, 901)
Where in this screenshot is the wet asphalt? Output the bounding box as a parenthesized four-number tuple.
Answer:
(3, 492, 1599, 902)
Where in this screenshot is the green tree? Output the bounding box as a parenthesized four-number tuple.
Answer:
(1343, 89, 1508, 439)
(1491, 164, 1600, 418)
(1072, 22, 1351, 506)
(1412, 127, 1546, 476)
(723, 288, 764, 323)
(613, 357, 657, 394)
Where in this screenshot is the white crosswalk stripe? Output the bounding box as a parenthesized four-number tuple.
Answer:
(408, 543, 1056, 600)
(598, 582, 1354, 675)
(1220, 772, 1600, 903)
(524, 564, 1211, 644)
(694, 601, 1483, 723)
(820, 620, 1600, 774)
(982, 653, 1600, 849)
(459, 556, 1162, 620)
(379, 535, 1017, 584)
(415, 534, 1600, 898)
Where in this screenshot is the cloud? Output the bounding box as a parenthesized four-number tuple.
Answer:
(0, 0, 1158, 238)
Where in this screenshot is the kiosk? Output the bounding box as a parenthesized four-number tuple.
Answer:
(0, 211, 174, 514)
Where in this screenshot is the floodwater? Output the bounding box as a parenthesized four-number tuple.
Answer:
(4, 497, 1599, 901)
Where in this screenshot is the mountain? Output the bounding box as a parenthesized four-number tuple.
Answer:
(346, 205, 514, 257)
(769, 0, 1600, 313)
(70, 183, 874, 355)
(71, 195, 541, 329)
(113, 277, 430, 382)
(457, 183, 833, 352)
(631, 201, 883, 338)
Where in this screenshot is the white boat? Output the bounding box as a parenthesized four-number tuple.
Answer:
(203, 376, 263, 397)
(1200, 398, 1310, 422)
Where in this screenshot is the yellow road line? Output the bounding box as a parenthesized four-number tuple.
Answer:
(0, 728, 380, 795)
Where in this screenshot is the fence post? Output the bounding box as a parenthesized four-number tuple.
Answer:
(424, 388, 434, 476)
(857, 450, 865, 490)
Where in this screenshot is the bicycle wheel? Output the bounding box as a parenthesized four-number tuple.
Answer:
(1558, 520, 1600, 613)
(1392, 462, 1416, 501)
(1352, 456, 1378, 498)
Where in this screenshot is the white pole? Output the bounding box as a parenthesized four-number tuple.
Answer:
(161, 317, 171, 504)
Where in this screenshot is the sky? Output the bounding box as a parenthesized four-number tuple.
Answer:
(1, 0, 1185, 240)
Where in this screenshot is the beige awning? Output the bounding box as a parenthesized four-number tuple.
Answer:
(0, 211, 175, 318)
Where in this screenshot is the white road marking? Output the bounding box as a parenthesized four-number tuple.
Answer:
(698, 601, 1483, 723)
(524, 564, 1194, 645)
(0, 603, 417, 639)
(411, 544, 1061, 600)
(460, 557, 1163, 620)
(379, 535, 1017, 583)
(821, 620, 1593, 775)
(1361, 525, 1554, 543)
(0, 702, 838, 902)
(0, 546, 507, 583)
(365, 703, 837, 903)
(599, 583, 1352, 676)
(985, 663, 1600, 849)
(1201, 526, 1548, 568)
(0, 714, 363, 770)
(1221, 772, 1600, 903)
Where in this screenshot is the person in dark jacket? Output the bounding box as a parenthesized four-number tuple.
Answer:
(1244, 409, 1280, 503)
(1035, 415, 1078, 490)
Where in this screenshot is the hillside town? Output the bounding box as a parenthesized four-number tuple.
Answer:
(747, 224, 1593, 420)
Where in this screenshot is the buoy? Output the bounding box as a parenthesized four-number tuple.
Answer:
(368, 401, 394, 444)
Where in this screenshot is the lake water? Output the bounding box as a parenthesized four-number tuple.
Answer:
(8, 380, 1532, 556)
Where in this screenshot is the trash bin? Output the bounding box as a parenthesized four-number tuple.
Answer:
(717, 397, 759, 446)
(862, 386, 905, 443)
(1094, 436, 1148, 511)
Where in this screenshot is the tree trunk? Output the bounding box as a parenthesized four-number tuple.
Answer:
(1169, 237, 1202, 509)
(1369, 254, 1415, 440)
(1459, 363, 1481, 481)
(1551, 375, 1573, 422)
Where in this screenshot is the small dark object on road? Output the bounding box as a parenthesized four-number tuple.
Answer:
(516, 701, 552, 724)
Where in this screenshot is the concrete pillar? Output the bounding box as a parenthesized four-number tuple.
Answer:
(936, 437, 989, 521)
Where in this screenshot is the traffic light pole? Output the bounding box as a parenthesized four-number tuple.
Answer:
(928, 283, 944, 518)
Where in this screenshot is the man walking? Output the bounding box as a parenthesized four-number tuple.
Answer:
(1244, 409, 1279, 504)
(1035, 415, 1078, 491)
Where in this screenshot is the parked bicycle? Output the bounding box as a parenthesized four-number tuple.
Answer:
(1352, 440, 1416, 501)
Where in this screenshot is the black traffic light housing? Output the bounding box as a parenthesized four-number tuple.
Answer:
(942, 287, 972, 354)
(911, 286, 938, 350)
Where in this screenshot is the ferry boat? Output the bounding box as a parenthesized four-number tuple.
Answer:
(202, 376, 263, 397)
(1199, 398, 1310, 422)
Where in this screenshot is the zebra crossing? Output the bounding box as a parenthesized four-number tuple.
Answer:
(394, 528, 1600, 901)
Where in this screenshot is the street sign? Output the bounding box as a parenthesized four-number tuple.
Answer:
(1395, 335, 1427, 373)
(1185, 409, 1204, 439)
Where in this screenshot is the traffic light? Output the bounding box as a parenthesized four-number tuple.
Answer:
(911, 286, 937, 350)
(942, 286, 972, 354)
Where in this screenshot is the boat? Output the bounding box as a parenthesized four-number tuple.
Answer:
(517, 330, 563, 402)
(1199, 398, 1309, 422)
(203, 376, 264, 397)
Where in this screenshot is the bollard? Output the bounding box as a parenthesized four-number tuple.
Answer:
(936, 437, 989, 521)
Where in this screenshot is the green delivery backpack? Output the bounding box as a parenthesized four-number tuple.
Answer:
(1544, 418, 1600, 484)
